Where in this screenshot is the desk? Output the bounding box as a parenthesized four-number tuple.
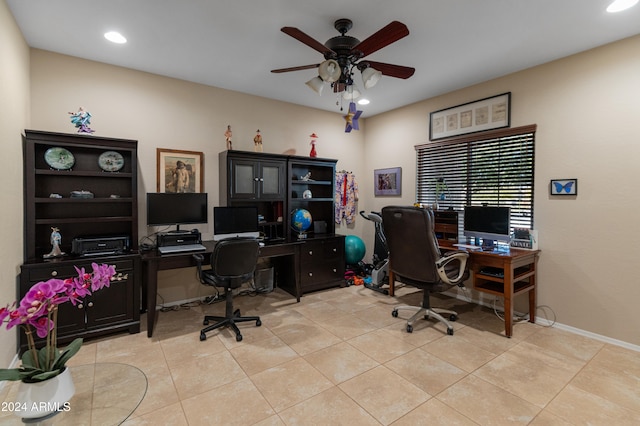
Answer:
(389, 247, 540, 338)
(141, 240, 302, 337)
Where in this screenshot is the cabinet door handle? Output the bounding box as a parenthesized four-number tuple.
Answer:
(308, 250, 313, 255)
(332, 248, 337, 253)
(333, 268, 337, 273)
(51, 271, 58, 277)
(87, 302, 94, 308)
(254, 177, 260, 182)
(259, 178, 264, 182)
(77, 303, 83, 309)
(308, 272, 313, 277)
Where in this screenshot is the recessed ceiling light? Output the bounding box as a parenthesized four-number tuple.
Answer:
(104, 31, 127, 44)
(607, 0, 638, 12)
(358, 99, 370, 105)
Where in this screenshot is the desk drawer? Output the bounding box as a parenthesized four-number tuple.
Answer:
(300, 236, 345, 292)
(300, 237, 344, 263)
(25, 258, 135, 282)
(301, 261, 343, 286)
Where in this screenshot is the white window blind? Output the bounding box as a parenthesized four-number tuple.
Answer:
(415, 125, 536, 231)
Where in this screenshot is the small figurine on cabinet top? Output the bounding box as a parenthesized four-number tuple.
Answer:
(225, 125, 233, 150)
(68, 107, 95, 134)
(254, 129, 263, 152)
(43, 226, 65, 259)
(309, 133, 318, 158)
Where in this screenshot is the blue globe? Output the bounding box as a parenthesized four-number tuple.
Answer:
(291, 209, 312, 233)
(345, 235, 366, 265)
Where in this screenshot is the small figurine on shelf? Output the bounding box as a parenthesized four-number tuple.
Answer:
(43, 226, 65, 259)
(309, 133, 318, 158)
(68, 107, 95, 134)
(254, 129, 263, 152)
(225, 125, 233, 150)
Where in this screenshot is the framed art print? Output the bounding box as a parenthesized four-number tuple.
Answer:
(374, 167, 402, 196)
(550, 178, 577, 196)
(157, 148, 204, 193)
(429, 92, 511, 141)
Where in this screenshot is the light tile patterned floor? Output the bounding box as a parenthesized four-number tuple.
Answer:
(2, 284, 640, 425)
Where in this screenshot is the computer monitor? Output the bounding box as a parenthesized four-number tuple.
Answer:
(213, 206, 259, 241)
(463, 205, 511, 246)
(146, 192, 208, 232)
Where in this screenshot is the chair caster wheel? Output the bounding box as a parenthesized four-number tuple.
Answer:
(236, 334, 243, 342)
(447, 328, 454, 336)
(406, 324, 413, 333)
(203, 320, 209, 326)
(449, 314, 457, 321)
(200, 333, 207, 341)
(392, 310, 398, 318)
(256, 319, 262, 327)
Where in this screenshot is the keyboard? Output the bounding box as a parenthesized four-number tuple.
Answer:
(158, 244, 206, 255)
(453, 243, 482, 251)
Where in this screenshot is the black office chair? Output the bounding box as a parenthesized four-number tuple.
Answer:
(195, 238, 261, 342)
(381, 206, 469, 335)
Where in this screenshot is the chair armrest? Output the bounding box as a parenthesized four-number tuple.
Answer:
(435, 251, 469, 286)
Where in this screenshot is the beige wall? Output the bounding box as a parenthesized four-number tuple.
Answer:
(28, 49, 367, 307)
(365, 34, 640, 347)
(3, 8, 639, 368)
(0, 0, 30, 369)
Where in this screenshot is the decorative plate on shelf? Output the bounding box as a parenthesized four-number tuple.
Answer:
(98, 151, 125, 172)
(44, 147, 75, 170)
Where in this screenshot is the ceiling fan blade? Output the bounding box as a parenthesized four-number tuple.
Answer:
(351, 21, 409, 58)
(271, 64, 320, 73)
(363, 61, 415, 79)
(281, 27, 334, 55)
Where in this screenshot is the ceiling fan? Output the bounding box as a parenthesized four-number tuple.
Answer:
(271, 18, 415, 98)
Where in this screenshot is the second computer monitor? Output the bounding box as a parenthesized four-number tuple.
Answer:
(213, 206, 260, 241)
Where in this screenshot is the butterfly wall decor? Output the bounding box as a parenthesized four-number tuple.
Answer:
(550, 179, 577, 195)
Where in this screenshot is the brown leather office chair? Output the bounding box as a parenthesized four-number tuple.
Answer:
(196, 238, 261, 342)
(381, 206, 469, 335)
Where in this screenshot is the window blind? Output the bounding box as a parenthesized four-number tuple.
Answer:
(415, 125, 536, 232)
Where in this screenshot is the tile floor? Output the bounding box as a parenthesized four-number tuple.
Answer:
(2, 284, 640, 425)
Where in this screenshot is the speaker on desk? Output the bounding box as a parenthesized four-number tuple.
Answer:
(313, 220, 327, 234)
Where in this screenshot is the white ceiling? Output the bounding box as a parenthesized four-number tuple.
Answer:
(7, 0, 640, 117)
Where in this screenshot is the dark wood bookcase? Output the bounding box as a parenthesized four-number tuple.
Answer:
(19, 130, 141, 352)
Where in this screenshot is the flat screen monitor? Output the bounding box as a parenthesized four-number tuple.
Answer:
(463, 206, 511, 244)
(213, 206, 259, 241)
(146, 192, 208, 231)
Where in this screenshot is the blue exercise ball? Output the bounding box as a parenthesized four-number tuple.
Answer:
(345, 235, 366, 265)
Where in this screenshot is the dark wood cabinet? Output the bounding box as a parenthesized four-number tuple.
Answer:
(19, 255, 141, 352)
(20, 130, 141, 351)
(219, 151, 287, 241)
(433, 210, 459, 247)
(299, 235, 345, 293)
(219, 150, 345, 295)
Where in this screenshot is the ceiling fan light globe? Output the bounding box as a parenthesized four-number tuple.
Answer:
(342, 85, 361, 100)
(361, 67, 382, 89)
(318, 59, 341, 83)
(306, 76, 324, 95)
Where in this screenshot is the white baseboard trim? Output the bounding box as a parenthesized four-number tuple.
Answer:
(443, 289, 640, 352)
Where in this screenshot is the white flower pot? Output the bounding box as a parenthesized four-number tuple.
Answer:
(14, 367, 75, 419)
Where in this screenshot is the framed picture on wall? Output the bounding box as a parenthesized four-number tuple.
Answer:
(374, 167, 402, 196)
(157, 148, 204, 193)
(550, 178, 577, 196)
(429, 92, 511, 140)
